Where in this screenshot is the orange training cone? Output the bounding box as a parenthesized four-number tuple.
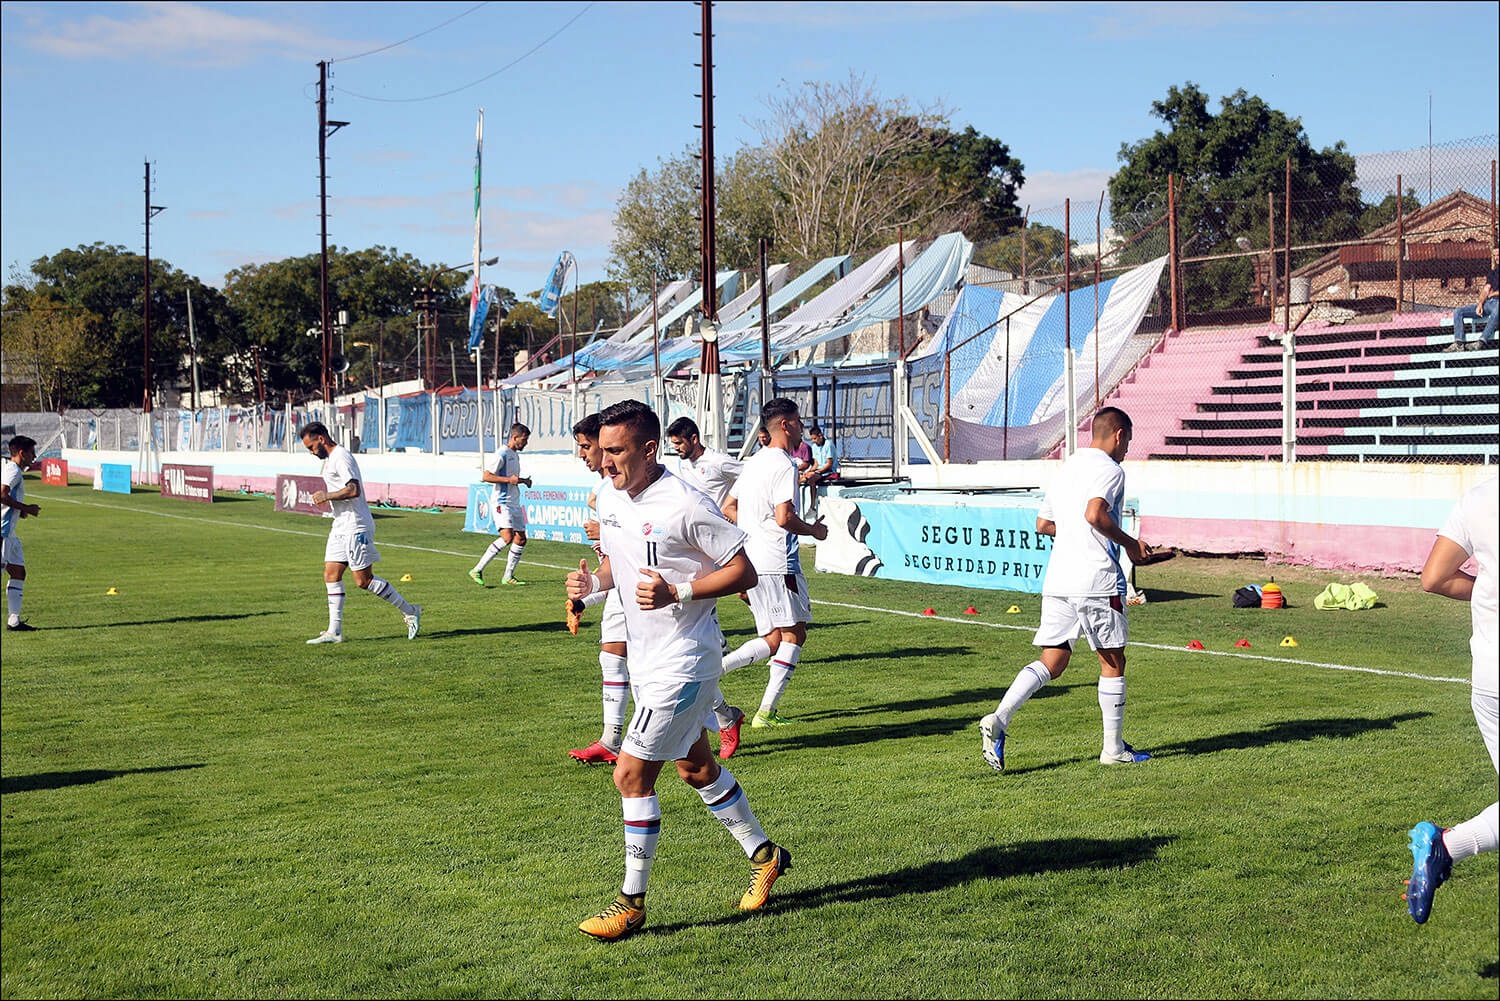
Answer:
(963, 606, 979, 615)
(922, 607, 936, 617)
(1186, 640, 1205, 650)
(1234, 638, 1251, 648)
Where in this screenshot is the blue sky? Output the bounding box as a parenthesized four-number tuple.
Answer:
(2, 1, 1496, 301)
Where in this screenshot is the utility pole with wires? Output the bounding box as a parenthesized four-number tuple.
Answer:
(317, 60, 349, 405)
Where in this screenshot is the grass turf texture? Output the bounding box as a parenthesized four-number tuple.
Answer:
(2, 480, 1496, 999)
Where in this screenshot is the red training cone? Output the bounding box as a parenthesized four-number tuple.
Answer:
(963, 606, 979, 615)
(1186, 640, 1206, 650)
(1234, 638, 1251, 648)
(922, 607, 936, 617)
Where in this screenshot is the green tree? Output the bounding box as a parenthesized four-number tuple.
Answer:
(1358, 189, 1423, 232)
(972, 223, 1072, 280)
(1109, 83, 1364, 309)
(900, 125, 1025, 243)
(0, 281, 98, 411)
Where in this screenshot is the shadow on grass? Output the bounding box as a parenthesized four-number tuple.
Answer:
(793, 682, 1087, 723)
(1151, 712, 1433, 758)
(1136, 588, 1218, 602)
(731, 712, 994, 756)
(808, 645, 976, 670)
(643, 835, 1174, 935)
(1480, 960, 1497, 979)
(44, 611, 284, 631)
(419, 620, 571, 639)
(2, 763, 206, 795)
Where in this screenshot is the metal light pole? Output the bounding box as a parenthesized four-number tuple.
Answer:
(422, 257, 497, 389)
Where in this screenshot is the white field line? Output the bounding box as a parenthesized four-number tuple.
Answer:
(38, 492, 1469, 686)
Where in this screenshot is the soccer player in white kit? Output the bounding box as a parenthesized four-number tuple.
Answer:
(567, 412, 633, 766)
(667, 415, 751, 755)
(1404, 476, 1499, 924)
(300, 423, 421, 644)
(721, 399, 829, 728)
(978, 408, 1153, 770)
(469, 423, 531, 586)
(1, 435, 41, 632)
(567, 400, 790, 941)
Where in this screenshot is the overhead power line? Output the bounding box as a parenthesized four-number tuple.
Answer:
(333, 1, 492, 63)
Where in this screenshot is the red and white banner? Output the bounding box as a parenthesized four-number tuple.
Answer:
(40, 458, 68, 486)
(161, 463, 214, 503)
(275, 474, 331, 516)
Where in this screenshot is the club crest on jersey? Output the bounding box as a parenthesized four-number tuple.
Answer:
(641, 522, 653, 536)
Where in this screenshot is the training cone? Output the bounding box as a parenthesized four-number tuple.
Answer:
(400, 574, 413, 582)
(1186, 639, 1205, 650)
(1234, 638, 1251, 648)
(922, 607, 936, 617)
(1280, 636, 1298, 647)
(1006, 605, 1021, 614)
(963, 606, 979, 615)
(105, 587, 118, 595)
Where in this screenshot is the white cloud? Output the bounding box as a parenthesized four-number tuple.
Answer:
(1015, 167, 1116, 215)
(22, 2, 377, 67)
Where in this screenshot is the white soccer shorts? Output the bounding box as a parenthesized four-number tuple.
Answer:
(324, 529, 379, 570)
(1034, 594, 1128, 651)
(748, 571, 813, 636)
(2, 534, 22, 567)
(1476, 692, 1499, 774)
(494, 502, 526, 530)
(600, 587, 628, 646)
(621, 678, 716, 762)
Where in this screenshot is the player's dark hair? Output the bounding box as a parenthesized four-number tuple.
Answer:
(509, 422, 531, 438)
(807, 424, 823, 436)
(572, 413, 602, 439)
(9, 435, 37, 454)
(1091, 407, 1132, 440)
(666, 416, 700, 440)
(599, 399, 660, 447)
(300, 421, 331, 441)
(761, 397, 800, 427)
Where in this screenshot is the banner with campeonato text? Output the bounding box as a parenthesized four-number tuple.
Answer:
(462, 482, 593, 544)
(160, 463, 214, 503)
(275, 474, 333, 517)
(95, 463, 132, 495)
(40, 458, 68, 486)
(817, 494, 1052, 593)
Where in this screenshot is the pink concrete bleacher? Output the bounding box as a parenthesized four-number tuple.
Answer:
(1084, 314, 1497, 462)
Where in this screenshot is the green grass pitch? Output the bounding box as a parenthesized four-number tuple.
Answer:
(2, 480, 1495, 998)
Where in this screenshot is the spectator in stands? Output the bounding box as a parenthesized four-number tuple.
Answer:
(1447, 245, 1498, 352)
(799, 425, 839, 515)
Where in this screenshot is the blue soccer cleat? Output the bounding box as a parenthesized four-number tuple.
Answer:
(979, 714, 1006, 772)
(1403, 821, 1452, 925)
(1100, 742, 1151, 765)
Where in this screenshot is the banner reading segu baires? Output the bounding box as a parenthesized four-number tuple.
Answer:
(816, 494, 1052, 593)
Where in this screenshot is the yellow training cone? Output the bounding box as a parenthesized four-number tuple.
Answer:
(1006, 605, 1021, 614)
(400, 574, 413, 582)
(106, 587, 118, 595)
(1280, 636, 1298, 647)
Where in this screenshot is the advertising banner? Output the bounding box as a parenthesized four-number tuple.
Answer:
(161, 463, 214, 503)
(40, 458, 68, 486)
(275, 474, 332, 517)
(462, 482, 593, 545)
(816, 494, 1052, 593)
(95, 463, 132, 495)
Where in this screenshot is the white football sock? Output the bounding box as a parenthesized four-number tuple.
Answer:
(504, 543, 525, 580)
(994, 661, 1051, 729)
(366, 577, 415, 616)
(325, 581, 345, 634)
(582, 589, 609, 609)
(696, 768, 767, 856)
(600, 651, 630, 752)
(1099, 675, 1127, 756)
(723, 636, 773, 674)
(474, 539, 508, 573)
(1443, 802, 1499, 862)
(6, 579, 22, 624)
(760, 641, 802, 715)
(713, 691, 740, 729)
(621, 795, 661, 896)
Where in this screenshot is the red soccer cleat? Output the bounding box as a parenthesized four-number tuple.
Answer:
(718, 707, 745, 759)
(568, 741, 618, 765)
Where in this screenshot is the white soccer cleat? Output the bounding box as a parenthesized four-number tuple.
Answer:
(1100, 742, 1151, 765)
(405, 605, 422, 640)
(306, 631, 343, 645)
(979, 714, 1006, 772)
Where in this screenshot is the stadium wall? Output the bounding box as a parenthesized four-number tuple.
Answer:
(62, 449, 1483, 574)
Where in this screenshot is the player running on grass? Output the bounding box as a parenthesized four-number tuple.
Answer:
(469, 423, 531, 586)
(978, 407, 1153, 770)
(567, 400, 790, 940)
(1404, 476, 1498, 924)
(2, 435, 41, 632)
(566, 412, 632, 766)
(720, 398, 828, 729)
(300, 423, 420, 644)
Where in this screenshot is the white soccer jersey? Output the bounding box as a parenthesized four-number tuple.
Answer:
(677, 448, 742, 507)
(1, 459, 23, 538)
(729, 446, 801, 575)
(1438, 477, 1499, 696)
(320, 445, 376, 537)
(596, 469, 748, 684)
(1038, 447, 1127, 598)
(490, 446, 522, 508)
